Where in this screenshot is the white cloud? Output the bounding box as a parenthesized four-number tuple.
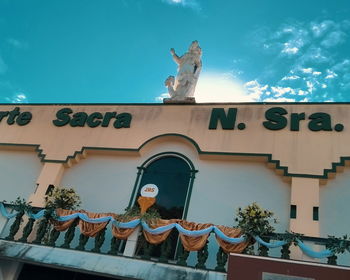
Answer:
(243, 80, 268, 100)
(6, 38, 28, 49)
(282, 45, 299, 55)
(156, 72, 266, 102)
(162, 0, 200, 10)
(5, 92, 29, 103)
(0, 55, 7, 75)
(264, 97, 296, 102)
(321, 31, 347, 48)
(300, 47, 329, 64)
(275, 25, 308, 56)
(195, 73, 258, 102)
(156, 69, 318, 103)
(252, 18, 350, 101)
(271, 86, 295, 97)
(302, 68, 313, 74)
(155, 93, 169, 102)
(325, 69, 337, 79)
(282, 75, 300, 81)
(306, 81, 315, 93)
(298, 89, 309, 96)
(332, 59, 350, 72)
(310, 20, 334, 37)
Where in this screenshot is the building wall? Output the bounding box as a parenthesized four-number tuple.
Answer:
(60, 139, 291, 269)
(0, 150, 42, 202)
(1, 104, 350, 271)
(0, 104, 349, 178)
(61, 139, 290, 232)
(320, 168, 350, 237)
(61, 154, 141, 213)
(189, 159, 290, 231)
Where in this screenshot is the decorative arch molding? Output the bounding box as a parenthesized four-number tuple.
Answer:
(1, 133, 349, 180)
(138, 134, 201, 154)
(127, 151, 198, 219)
(139, 151, 196, 171)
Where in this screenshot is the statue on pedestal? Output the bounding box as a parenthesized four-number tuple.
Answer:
(164, 41, 202, 103)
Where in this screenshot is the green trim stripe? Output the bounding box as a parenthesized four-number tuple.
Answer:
(0, 133, 348, 179)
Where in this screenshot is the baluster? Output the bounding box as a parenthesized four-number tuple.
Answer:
(141, 242, 153, 260)
(18, 217, 35, 243)
(327, 255, 337, 265)
(108, 236, 121, 255)
(215, 247, 228, 272)
(258, 237, 270, 257)
(176, 243, 190, 266)
(195, 241, 209, 269)
(60, 219, 78, 249)
(32, 212, 51, 244)
(75, 233, 89, 250)
(281, 243, 291, 259)
(47, 228, 61, 247)
(159, 238, 172, 263)
(91, 227, 106, 253)
(5, 211, 25, 241)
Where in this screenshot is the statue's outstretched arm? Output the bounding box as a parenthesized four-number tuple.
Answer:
(170, 48, 181, 65)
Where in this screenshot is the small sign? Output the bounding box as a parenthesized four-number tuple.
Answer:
(140, 184, 159, 198)
(262, 272, 315, 280)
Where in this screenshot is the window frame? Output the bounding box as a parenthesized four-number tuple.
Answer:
(127, 152, 197, 219)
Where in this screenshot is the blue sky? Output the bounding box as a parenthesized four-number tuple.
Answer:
(0, 0, 349, 103)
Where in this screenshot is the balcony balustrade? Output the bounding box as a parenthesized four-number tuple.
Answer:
(0, 203, 350, 273)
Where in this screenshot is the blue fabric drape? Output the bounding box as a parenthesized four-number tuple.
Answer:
(0, 202, 335, 257)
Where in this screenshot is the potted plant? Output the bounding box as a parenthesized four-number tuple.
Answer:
(39, 186, 81, 245)
(44, 186, 81, 211)
(235, 202, 277, 255)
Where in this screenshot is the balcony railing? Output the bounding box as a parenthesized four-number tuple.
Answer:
(1, 203, 350, 272)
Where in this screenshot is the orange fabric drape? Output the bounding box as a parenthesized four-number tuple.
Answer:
(51, 208, 250, 254)
(177, 220, 213, 251)
(215, 225, 250, 253)
(143, 219, 179, 245)
(52, 209, 81, 231)
(111, 217, 140, 240)
(78, 212, 115, 237)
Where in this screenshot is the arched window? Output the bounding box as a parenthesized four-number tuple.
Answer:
(129, 152, 196, 219)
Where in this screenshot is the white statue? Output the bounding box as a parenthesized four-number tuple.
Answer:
(164, 41, 202, 102)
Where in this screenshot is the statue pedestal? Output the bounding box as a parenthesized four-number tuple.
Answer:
(163, 97, 196, 104)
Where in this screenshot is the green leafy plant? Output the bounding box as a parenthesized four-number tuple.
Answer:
(118, 205, 161, 224)
(44, 186, 81, 210)
(278, 231, 304, 245)
(8, 197, 32, 213)
(326, 234, 350, 254)
(235, 202, 277, 236)
(42, 187, 80, 245)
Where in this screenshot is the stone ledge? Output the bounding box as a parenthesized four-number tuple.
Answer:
(0, 240, 226, 280)
(163, 97, 196, 104)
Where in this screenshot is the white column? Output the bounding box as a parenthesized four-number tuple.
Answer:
(289, 177, 320, 261)
(28, 162, 65, 207)
(290, 177, 319, 236)
(123, 227, 141, 257)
